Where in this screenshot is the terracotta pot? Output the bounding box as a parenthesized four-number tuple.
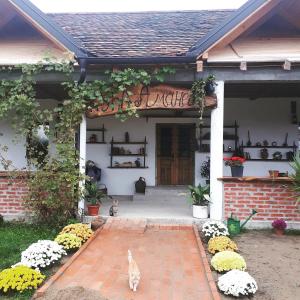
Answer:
(87, 204, 100, 216)
(274, 228, 284, 236)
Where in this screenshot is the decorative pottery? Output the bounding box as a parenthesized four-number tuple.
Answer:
(273, 151, 282, 160)
(230, 166, 244, 177)
(89, 134, 97, 143)
(135, 177, 146, 194)
(192, 205, 208, 219)
(269, 170, 279, 178)
(260, 148, 269, 159)
(204, 82, 215, 96)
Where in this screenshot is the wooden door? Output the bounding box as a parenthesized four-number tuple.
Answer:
(156, 124, 195, 185)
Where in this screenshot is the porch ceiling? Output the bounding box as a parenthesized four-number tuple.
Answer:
(225, 82, 300, 99)
(36, 82, 300, 101)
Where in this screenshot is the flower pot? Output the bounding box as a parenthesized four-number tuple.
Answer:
(87, 204, 100, 216)
(230, 166, 244, 177)
(274, 228, 285, 236)
(192, 205, 208, 219)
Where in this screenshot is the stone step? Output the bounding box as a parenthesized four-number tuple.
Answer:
(133, 193, 188, 202)
(145, 186, 189, 196)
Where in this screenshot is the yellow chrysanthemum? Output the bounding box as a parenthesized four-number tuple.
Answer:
(55, 233, 82, 251)
(60, 223, 93, 243)
(211, 251, 246, 273)
(208, 236, 238, 254)
(0, 265, 45, 293)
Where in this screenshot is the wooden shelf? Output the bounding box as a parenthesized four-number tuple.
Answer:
(246, 159, 291, 162)
(108, 166, 149, 169)
(110, 141, 148, 145)
(87, 128, 106, 132)
(110, 136, 147, 168)
(110, 153, 146, 156)
(242, 145, 295, 149)
(202, 138, 237, 141)
(87, 124, 106, 143)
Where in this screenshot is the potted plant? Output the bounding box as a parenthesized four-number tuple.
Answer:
(188, 184, 210, 219)
(224, 156, 246, 177)
(272, 219, 287, 236)
(85, 182, 104, 216)
(200, 158, 210, 185)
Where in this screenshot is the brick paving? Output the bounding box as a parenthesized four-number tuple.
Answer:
(39, 218, 219, 300)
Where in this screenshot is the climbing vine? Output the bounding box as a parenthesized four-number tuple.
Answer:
(190, 75, 216, 123)
(0, 58, 174, 226)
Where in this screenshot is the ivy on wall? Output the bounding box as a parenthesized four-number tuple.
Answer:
(0, 59, 175, 226)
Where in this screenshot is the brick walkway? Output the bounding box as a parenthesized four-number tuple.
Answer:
(38, 218, 219, 300)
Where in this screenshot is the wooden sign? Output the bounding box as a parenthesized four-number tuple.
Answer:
(86, 84, 217, 118)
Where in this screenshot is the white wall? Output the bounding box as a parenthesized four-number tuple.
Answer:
(1, 97, 299, 195)
(87, 117, 200, 195)
(87, 97, 300, 195)
(224, 98, 299, 176)
(0, 99, 58, 171)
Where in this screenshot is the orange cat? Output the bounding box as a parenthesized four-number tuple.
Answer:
(128, 250, 140, 292)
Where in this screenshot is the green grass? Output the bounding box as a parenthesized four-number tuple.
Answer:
(0, 222, 59, 300)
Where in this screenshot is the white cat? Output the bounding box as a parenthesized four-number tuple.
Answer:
(128, 250, 140, 292)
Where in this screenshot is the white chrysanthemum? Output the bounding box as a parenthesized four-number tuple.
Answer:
(202, 220, 229, 239)
(218, 270, 258, 297)
(20, 240, 66, 269)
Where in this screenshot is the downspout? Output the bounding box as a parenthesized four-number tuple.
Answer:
(78, 58, 87, 84)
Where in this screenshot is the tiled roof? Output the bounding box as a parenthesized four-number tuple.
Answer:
(48, 10, 234, 58)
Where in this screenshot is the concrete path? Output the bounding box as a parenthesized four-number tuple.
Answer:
(37, 218, 220, 300)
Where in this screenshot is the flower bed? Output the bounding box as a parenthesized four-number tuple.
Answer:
(202, 220, 229, 239)
(211, 250, 246, 272)
(19, 240, 67, 270)
(208, 236, 238, 254)
(200, 220, 258, 298)
(0, 265, 45, 294)
(55, 233, 82, 251)
(60, 224, 93, 243)
(218, 269, 258, 297)
(0, 222, 94, 299)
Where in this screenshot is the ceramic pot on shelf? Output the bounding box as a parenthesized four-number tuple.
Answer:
(230, 166, 244, 177)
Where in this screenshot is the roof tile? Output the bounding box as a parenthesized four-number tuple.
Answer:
(48, 10, 234, 58)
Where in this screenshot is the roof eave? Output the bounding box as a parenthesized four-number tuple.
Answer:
(8, 0, 88, 58)
(187, 0, 268, 58)
(77, 55, 197, 65)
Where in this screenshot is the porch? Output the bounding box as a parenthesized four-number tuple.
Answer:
(98, 187, 200, 224)
(79, 80, 300, 226)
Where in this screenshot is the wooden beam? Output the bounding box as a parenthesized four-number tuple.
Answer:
(196, 60, 204, 72)
(283, 60, 291, 71)
(202, 52, 209, 60)
(240, 61, 247, 71)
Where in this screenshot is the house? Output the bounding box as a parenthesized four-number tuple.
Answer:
(0, 0, 299, 227)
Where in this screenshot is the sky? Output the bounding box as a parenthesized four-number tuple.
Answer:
(30, 0, 248, 13)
